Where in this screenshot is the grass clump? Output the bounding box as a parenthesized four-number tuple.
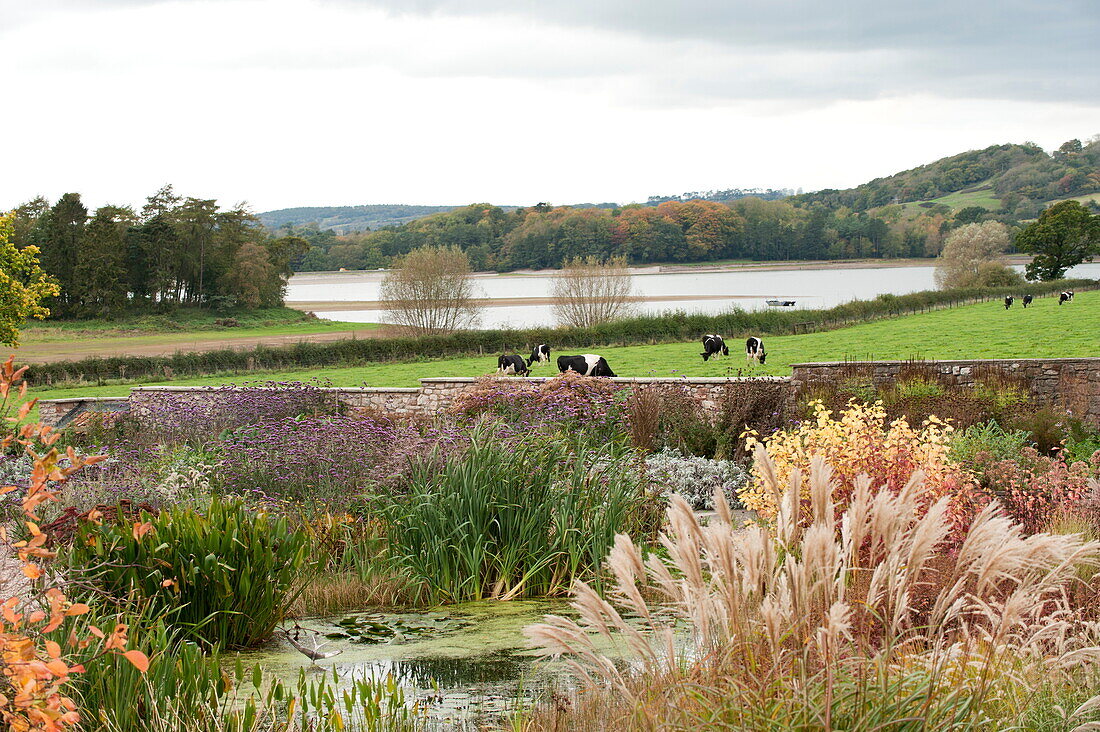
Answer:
(65, 497, 314, 648)
(385, 430, 661, 603)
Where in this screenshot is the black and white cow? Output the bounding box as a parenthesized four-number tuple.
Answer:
(746, 337, 766, 365)
(700, 334, 729, 362)
(1004, 296, 1014, 309)
(557, 354, 617, 377)
(1022, 294, 1033, 308)
(1060, 291, 1075, 305)
(527, 344, 551, 367)
(497, 354, 529, 376)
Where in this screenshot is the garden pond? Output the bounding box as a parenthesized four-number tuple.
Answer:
(230, 600, 645, 729)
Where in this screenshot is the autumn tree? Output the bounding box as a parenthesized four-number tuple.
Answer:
(380, 246, 482, 334)
(0, 212, 60, 345)
(551, 255, 634, 328)
(935, 221, 1022, 289)
(1016, 200, 1100, 281)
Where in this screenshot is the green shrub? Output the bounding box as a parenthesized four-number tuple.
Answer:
(1064, 419, 1100, 464)
(949, 420, 1031, 468)
(65, 497, 315, 648)
(385, 430, 660, 603)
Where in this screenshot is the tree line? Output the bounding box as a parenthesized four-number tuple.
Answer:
(283, 198, 958, 273)
(7, 186, 307, 317)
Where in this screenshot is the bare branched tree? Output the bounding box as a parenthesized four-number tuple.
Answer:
(935, 221, 1022, 289)
(551, 256, 634, 328)
(380, 246, 482, 334)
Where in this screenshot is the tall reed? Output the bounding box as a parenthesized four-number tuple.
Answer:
(385, 429, 659, 603)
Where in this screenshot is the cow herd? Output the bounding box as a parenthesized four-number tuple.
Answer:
(496, 345, 618, 377)
(494, 290, 1083, 379)
(1004, 291, 1074, 309)
(496, 334, 768, 379)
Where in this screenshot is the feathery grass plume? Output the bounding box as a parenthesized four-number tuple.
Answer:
(524, 446, 1100, 729)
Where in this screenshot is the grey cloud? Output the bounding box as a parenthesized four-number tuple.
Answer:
(4, 0, 1097, 105)
(340, 0, 1100, 103)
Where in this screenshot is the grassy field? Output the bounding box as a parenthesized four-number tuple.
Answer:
(22, 307, 369, 342)
(14, 307, 379, 364)
(22, 307, 349, 337)
(926, 187, 1002, 210)
(25, 289, 1098, 405)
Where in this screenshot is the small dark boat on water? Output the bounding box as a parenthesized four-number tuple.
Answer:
(766, 299, 797, 307)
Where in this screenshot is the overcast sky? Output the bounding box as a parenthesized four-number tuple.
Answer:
(2, 0, 1097, 213)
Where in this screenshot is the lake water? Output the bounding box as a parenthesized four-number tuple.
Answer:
(287, 262, 1100, 330)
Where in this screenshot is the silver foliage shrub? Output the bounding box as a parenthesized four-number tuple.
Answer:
(644, 447, 746, 510)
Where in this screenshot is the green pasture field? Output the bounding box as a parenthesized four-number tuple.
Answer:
(924, 187, 1002, 211)
(25, 289, 1099, 407)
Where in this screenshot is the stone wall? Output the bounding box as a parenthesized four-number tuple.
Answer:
(38, 396, 129, 428)
(413, 376, 793, 414)
(37, 359, 1100, 428)
(791, 358, 1100, 424)
(38, 377, 792, 427)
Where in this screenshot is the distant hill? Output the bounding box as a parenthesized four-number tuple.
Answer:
(259, 188, 797, 233)
(790, 139, 1099, 218)
(258, 205, 463, 233)
(261, 139, 1098, 234)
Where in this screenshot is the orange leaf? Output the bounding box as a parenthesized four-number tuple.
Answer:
(122, 650, 149, 673)
(46, 658, 71, 676)
(66, 603, 90, 616)
(45, 641, 61, 659)
(88, 625, 104, 639)
(22, 564, 41, 580)
(132, 522, 153, 541)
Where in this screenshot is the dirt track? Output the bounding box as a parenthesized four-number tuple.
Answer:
(12, 328, 395, 364)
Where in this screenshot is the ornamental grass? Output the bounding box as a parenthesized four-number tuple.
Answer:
(524, 445, 1100, 730)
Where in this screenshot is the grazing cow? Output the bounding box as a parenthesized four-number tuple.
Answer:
(1022, 294, 1033, 308)
(1004, 296, 1014, 309)
(745, 337, 767, 365)
(497, 354, 529, 376)
(1060, 291, 1075, 305)
(527, 344, 551, 367)
(700, 334, 730, 362)
(557, 354, 617, 377)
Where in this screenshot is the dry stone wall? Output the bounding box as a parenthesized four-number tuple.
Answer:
(38, 377, 792, 427)
(791, 358, 1100, 424)
(36, 358, 1100, 428)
